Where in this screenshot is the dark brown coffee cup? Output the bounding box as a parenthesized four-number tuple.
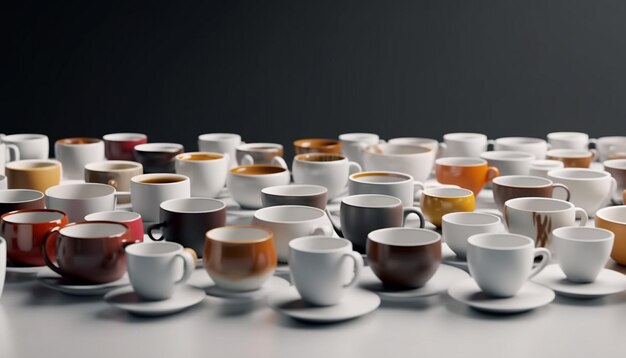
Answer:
(367, 228, 442, 288)
(492, 175, 571, 213)
(0, 189, 45, 216)
(147, 198, 227, 256)
(133, 143, 184, 173)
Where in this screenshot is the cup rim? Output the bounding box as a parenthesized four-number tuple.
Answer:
(1, 208, 66, 224)
(85, 160, 143, 172)
(595, 206, 626, 225)
(603, 159, 626, 170)
(349, 171, 413, 184)
(293, 138, 341, 149)
(388, 137, 438, 145)
(160, 197, 226, 213)
(492, 175, 552, 188)
(0, 189, 44, 203)
(504, 197, 574, 212)
(55, 137, 103, 146)
(552, 226, 614, 243)
(236, 143, 283, 152)
(229, 165, 287, 176)
(58, 220, 129, 240)
(365, 143, 432, 156)
(479, 151, 535, 161)
(125, 241, 182, 257)
(294, 153, 347, 163)
(205, 225, 273, 244)
(495, 137, 546, 145)
(131, 173, 190, 184)
(547, 131, 588, 140)
(198, 133, 241, 141)
(342, 194, 402, 208)
(530, 159, 565, 169)
(442, 212, 501, 226)
(435, 157, 486, 167)
(547, 168, 610, 180)
(134, 143, 184, 153)
(175, 152, 225, 161)
(422, 187, 474, 198)
(261, 184, 328, 197)
(1, 133, 47, 142)
(253, 205, 326, 224)
(468, 233, 533, 250)
(5, 159, 61, 171)
(45, 183, 116, 199)
(338, 133, 379, 142)
(443, 132, 487, 142)
(84, 210, 141, 223)
(103, 133, 147, 141)
(368, 227, 441, 247)
(289, 236, 351, 253)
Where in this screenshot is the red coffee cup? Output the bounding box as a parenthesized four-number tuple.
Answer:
(103, 133, 148, 161)
(1, 209, 68, 266)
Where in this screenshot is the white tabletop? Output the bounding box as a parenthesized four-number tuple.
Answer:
(2, 181, 626, 358)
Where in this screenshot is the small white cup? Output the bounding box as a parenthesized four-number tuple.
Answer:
(175, 152, 229, 198)
(45, 183, 120, 222)
(0, 134, 49, 160)
(547, 132, 590, 150)
(480, 151, 534, 176)
(130, 174, 191, 222)
(442, 212, 503, 259)
(293, 153, 362, 200)
(198, 133, 242, 168)
(529, 160, 564, 178)
(388, 137, 441, 158)
(494, 137, 548, 160)
(363, 143, 434, 182)
(338, 133, 381, 166)
(548, 168, 616, 217)
(441, 133, 488, 158)
(552, 226, 614, 283)
(54, 138, 106, 180)
(349, 171, 422, 208)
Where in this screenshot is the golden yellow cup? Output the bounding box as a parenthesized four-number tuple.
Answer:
(595, 206, 626, 265)
(6, 160, 62, 192)
(420, 187, 475, 227)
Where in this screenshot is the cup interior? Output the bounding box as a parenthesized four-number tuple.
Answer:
(492, 175, 551, 188)
(134, 143, 183, 152)
(294, 139, 340, 148)
(126, 241, 181, 256)
(367, 143, 430, 155)
(289, 236, 350, 252)
(553, 226, 614, 242)
(0, 189, 44, 203)
(255, 205, 325, 223)
(436, 157, 486, 166)
(56, 137, 102, 145)
(103, 133, 147, 141)
(604, 159, 626, 170)
(262, 185, 327, 197)
(548, 169, 609, 180)
(2, 134, 46, 142)
(60, 222, 127, 238)
(368, 228, 440, 246)
(505, 197, 572, 212)
(2, 210, 65, 224)
(443, 212, 500, 226)
(160, 198, 225, 213)
(342, 194, 400, 208)
(295, 153, 345, 162)
(351, 171, 412, 184)
(596, 206, 626, 224)
(85, 211, 141, 222)
(422, 187, 474, 198)
(207, 226, 271, 243)
(133, 174, 188, 184)
(468, 233, 533, 250)
(177, 152, 224, 161)
(46, 183, 115, 199)
(389, 137, 438, 146)
(480, 151, 534, 161)
(6, 160, 59, 170)
(230, 165, 286, 176)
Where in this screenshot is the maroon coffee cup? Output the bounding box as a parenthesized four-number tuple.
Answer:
(0, 189, 45, 217)
(84, 211, 144, 243)
(103, 133, 148, 161)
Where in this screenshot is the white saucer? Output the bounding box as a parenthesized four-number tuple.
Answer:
(532, 264, 626, 298)
(187, 270, 290, 300)
(37, 270, 130, 296)
(267, 287, 380, 323)
(6, 265, 48, 275)
(104, 285, 205, 316)
(441, 243, 468, 270)
(448, 279, 555, 314)
(359, 264, 469, 301)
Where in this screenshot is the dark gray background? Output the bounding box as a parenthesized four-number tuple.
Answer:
(4, 1, 626, 160)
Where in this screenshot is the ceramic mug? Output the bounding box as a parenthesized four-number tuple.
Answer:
(441, 212, 503, 259)
(547, 132, 590, 151)
(84, 161, 143, 204)
(6, 160, 62, 192)
(235, 143, 287, 168)
(204, 226, 277, 291)
(147, 198, 227, 256)
(0, 143, 20, 175)
(492, 175, 571, 213)
(546, 149, 596, 168)
(494, 137, 548, 160)
(388, 137, 441, 158)
(504, 197, 588, 248)
(338, 133, 381, 166)
(363, 143, 434, 182)
(479, 151, 534, 176)
(130, 173, 191, 222)
(261, 185, 328, 210)
(0, 189, 45, 216)
(435, 157, 499, 196)
(595, 206, 626, 265)
(467, 233, 551, 297)
(529, 160, 564, 178)
(348, 171, 422, 208)
(126, 241, 195, 300)
(42, 221, 140, 283)
(45, 183, 121, 222)
(594, 136, 626, 161)
(367, 228, 442, 288)
(420, 187, 476, 228)
(227, 165, 290, 209)
(552, 226, 614, 283)
(85, 211, 144, 244)
(293, 153, 361, 200)
(289, 236, 363, 306)
(1, 209, 68, 266)
(293, 138, 341, 155)
(327, 194, 425, 253)
(252, 205, 333, 262)
(55, 137, 106, 180)
(103, 133, 148, 161)
(603, 159, 626, 203)
(175, 152, 229, 198)
(0, 134, 48, 160)
(198, 133, 241, 168)
(440, 133, 488, 158)
(133, 143, 185, 173)
(548, 168, 616, 217)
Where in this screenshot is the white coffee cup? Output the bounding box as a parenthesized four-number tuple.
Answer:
(0, 175, 6, 191)
(363, 143, 434, 182)
(235, 143, 287, 168)
(55, 138, 106, 180)
(198, 133, 242, 167)
(467, 233, 551, 297)
(480, 151, 534, 176)
(289, 236, 363, 306)
(0, 143, 20, 175)
(175, 152, 229, 198)
(125, 242, 195, 300)
(442, 212, 503, 259)
(593, 136, 626, 161)
(45, 183, 121, 222)
(227, 165, 290, 209)
(494, 137, 548, 160)
(0, 134, 48, 160)
(389, 137, 441, 158)
(0, 236, 5, 299)
(252, 205, 333, 262)
(338, 133, 381, 166)
(441, 133, 488, 158)
(293, 153, 361, 199)
(548, 168, 616, 217)
(552, 226, 614, 283)
(348, 171, 422, 208)
(529, 160, 564, 178)
(130, 174, 191, 222)
(547, 132, 590, 150)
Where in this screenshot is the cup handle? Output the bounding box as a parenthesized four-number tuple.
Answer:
(240, 154, 254, 166)
(173, 250, 195, 285)
(528, 248, 551, 279)
(6, 144, 19, 161)
(41, 228, 64, 277)
(439, 142, 447, 157)
(487, 139, 495, 151)
(340, 251, 364, 289)
(551, 183, 571, 202)
(589, 149, 598, 161)
(147, 222, 167, 241)
(348, 161, 362, 176)
(311, 226, 333, 237)
(485, 166, 499, 184)
(402, 207, 425, 228)
(412, 181, 425, 200)
(574, 207, 588, 226)
(107, 179, 119, 190)
(325, 209, 343, 237)
(271, 156, 288, 169)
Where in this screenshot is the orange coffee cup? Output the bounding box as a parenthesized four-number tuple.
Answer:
(435, 157, 499, 196)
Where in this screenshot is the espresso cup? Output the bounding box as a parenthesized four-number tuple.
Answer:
(42, 221, 139, 283)
(133, 143, 184, 173)
(494, 137, 548, 160)
(1, 209, 68, 266)
(546, 149, 596, 168)
(363, 143, 434, 182)
(388, 137, 441, 158)
(198, 133, 242, 167)
(85, 211, 144, 243)
(0, 134, 49, 160)
(226, 165, 290, 209)
(348, 171, 421, 208)
(126, 242, 195, 300)
(367, 228, 442, 288)
(55, 137, 106, 179)
(547, 132, 590, 150)
(147, 198, 226, 256)
(293, 153, 362, 199)
(552, 226, 614, 283)
(204, 226, 277, 291)
(529, 159, 564, 178)
(0, 189, 45, 216)
(261, 185, 328, 210)
(103, 133, 148, 161)
(492, 175, 571, 213)
(442, 212, 503, 259)
(603, 159, 626, 203)
(293, 138, 341, 155)
(45, 183, 120, 222)
(175, 152, 229, 198)
(236, 143, 287, 168)
(441, 133, 488, 158)
(339, 133, 381, 166)
(594, 136, 626, 161)
(467, 233, 551, 297)
(595, 206, 626, 265)
(84, 161, 143, 204)
(479, 151, 534, 176)
(435, 157, 499, 196)
(130, 174, 191, 222)
(420, 187, 476, 228)
(289, 236, 363, 306)
(504, 197, 588, 248)
(6, 160, 62, 192)
(0, 143, 20, 175)
(252, 205, 333, 262)
(327, 194, 425, 253)
(548, 168, 616, 217)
